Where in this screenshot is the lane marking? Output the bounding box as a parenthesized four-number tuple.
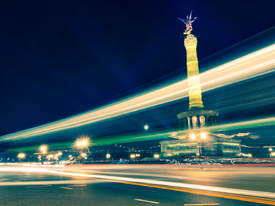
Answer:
(27, 186, 48, 188)
(135, 199, 159, 204)
(184, 204, 220, 206)
(120, 181, 275, 206)
(60, 186, 73, 190)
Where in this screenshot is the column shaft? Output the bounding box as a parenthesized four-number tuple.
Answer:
(184, 34, 204, 109)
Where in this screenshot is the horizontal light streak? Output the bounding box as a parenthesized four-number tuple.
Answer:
(1, 44, 275, 141)
(0, 179, 102, 186)
(1, 167, 275, 199)
(5, 115, 275, 152)
(135, 199, 159, 204)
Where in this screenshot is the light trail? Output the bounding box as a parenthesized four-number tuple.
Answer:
(1, 167, 275, 199)
(1, 44, 275, 141)
(6, 115, 275, 153)
(0, 179, 103, 186)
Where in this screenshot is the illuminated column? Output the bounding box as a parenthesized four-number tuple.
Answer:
(184, 34, 204, 110)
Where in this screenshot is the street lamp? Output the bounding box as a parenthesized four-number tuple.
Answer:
(201, 133, 207, 139)
(154, 154, 160, 159)
(40, 145, 47, 162)
(269, 148, 273, 152)
(76, 137, 90, 164)
(189, 133, 207, 156)
(40, 145, 47, 153)
(130, 154, 135, 159)
(190, 133, 196, 140)
(75, 138, 90, 149)
(106, 153, 111, 159)
(17, 153, 26, 160)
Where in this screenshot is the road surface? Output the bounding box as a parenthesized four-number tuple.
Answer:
(0, 164, 275, 205)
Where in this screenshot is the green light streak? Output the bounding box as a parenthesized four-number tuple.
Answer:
(5, 116, 275, 153)
(5, 131, 181, 153)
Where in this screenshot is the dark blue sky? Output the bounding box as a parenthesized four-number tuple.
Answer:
(0, 0, 275, 138)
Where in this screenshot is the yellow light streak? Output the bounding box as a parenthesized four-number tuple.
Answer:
(1, 44, 275, 141)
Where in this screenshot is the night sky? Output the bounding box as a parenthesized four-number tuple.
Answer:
(0, 1, 275, 146)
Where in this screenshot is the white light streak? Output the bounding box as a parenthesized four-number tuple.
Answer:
(1, 167, 275, 199)
(135, 199, 159, 204)
(1, 44, 275, 141)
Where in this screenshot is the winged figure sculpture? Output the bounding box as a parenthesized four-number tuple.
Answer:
(178, 10, 197, 35)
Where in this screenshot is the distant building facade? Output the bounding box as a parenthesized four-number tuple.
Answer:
(161, 137, 241, 157)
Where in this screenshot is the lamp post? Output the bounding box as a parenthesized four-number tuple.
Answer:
(75, 137, 90, 163)
(189, 132, 207, 156)
(40, 145, 47, 162)
(17, 153, 26, 162)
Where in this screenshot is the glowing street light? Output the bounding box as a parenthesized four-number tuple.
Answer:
(47, 154, 54, 160)
(17, 153, 26, 159)
(130, 154, 135, 159)
(135, 153, 140, 157)
(269, 148, 273, 151)
(81, 153, 87, 158)
(40, 145, 47, 152)
(77, 141, 82, 147)
(201, 133, 207, 139)
(190, 133, 196, 140)
(75, 137, 90, 148)
(106, 153, 111, 159)
(144, 125, 149, 130)
(82, 140, 88, 146)
(154, 154, 160, 159)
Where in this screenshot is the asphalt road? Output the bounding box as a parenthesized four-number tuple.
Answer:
(0, 164, 275, 206)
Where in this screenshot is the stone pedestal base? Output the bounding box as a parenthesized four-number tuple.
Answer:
(177, 108, 218, 130)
